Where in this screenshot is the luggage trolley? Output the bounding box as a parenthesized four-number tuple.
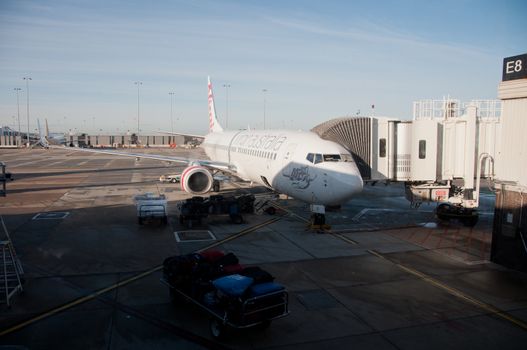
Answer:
(161, 251, 290, 339)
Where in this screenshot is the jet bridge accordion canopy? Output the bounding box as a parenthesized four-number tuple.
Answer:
(312, 117, 372, 180)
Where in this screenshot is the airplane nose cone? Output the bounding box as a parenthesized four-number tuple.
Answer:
(329, 166, 363, 205)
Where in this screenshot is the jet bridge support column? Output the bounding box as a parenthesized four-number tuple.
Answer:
(463, 105, 477, 191)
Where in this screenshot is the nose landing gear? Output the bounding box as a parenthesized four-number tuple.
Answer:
(309, 204, 331, 231)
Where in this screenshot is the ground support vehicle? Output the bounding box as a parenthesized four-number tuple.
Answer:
(159, 174, 181, 183)
(161, 251, 289, 339)
(134, 193, 168, 225)
(177, 194, 255, 228)
(177, 196, 211, 228)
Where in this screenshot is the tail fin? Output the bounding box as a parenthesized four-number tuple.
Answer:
(45, 119, 50, 139)
(36, 119, 49, 148)
(207, 76, 223, 133)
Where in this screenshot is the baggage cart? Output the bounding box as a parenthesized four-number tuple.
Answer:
(161, 252, 289, 339)
(134, 193, 168, 225)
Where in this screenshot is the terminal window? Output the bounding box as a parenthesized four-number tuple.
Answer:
(419, 140, 426, 159)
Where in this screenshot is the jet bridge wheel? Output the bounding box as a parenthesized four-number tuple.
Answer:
(436, 204, 451, 221)
(461, 213, 479, 227)
(435, 203, 479, 227)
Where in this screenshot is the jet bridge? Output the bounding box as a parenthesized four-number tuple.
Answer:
(312, 99, 501, 225)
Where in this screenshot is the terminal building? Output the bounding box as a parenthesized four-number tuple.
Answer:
(492, 53, 527, 272)
(0, 130, 189, 149)
(65, 133, 187, 148)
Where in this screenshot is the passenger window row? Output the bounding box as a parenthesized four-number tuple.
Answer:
(237, 147, 277, 160)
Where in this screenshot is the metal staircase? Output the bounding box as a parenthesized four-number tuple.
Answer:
(1, 216, 23, 307)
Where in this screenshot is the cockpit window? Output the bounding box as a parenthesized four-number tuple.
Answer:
(323, 154, 341, 162)
(307, 153, 353, 163)
(340, 154, 353, 162)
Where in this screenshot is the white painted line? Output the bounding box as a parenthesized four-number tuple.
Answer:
(352, 208, 370, 221)
(174, 230, 216, 243)
(353, 208, 436, 221)
(32, 212, 70, 220)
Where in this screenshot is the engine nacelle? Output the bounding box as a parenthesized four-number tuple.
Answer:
(180, 166, 214, 195)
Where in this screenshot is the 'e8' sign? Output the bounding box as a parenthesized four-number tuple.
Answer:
(502, 54, 527, 81)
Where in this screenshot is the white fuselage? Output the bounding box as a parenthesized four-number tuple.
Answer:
(202, 129, 363, 205)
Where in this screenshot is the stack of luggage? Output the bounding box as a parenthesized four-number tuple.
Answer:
(163, 250, 285, 323)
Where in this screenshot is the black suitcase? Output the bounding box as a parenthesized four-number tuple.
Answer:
(240, 266, 274, 284)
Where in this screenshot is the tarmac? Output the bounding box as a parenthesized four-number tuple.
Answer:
(0, 147, 526, 349)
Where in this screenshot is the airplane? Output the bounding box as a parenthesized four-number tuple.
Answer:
(44, 119, 67, 145)
(34, 119, 66, 147)
(49, 77, 364, 219)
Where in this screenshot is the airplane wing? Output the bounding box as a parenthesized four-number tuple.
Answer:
(49, 145, 235, 173)
(157, 131, 205, 139)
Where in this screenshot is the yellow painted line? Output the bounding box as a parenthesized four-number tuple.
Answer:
(332, 233, 358, 245)
(196, 216, 282, 253)
(0, 216, 282, 337)
(0, 265, 161, 337)
(268, 202, 310, 223)
(366, 249, 527, 331)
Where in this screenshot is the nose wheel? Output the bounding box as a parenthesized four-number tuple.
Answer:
(311, 213, 326, 226)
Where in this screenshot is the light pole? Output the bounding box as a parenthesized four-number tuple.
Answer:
(14, 87, 22, 147)
(23, 77, 31, 147)
(262, 89, 267, 129)
(223, 84, 230, 128)
(134, 81, 142, 134)
(169, 92, 175, 133)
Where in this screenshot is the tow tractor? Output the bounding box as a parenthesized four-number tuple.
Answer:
(159, 174, 181, 183)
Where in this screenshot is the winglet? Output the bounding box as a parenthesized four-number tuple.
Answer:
(208, 76, 223, 133)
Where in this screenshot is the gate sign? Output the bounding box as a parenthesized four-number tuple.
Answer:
(502, 53, 527, 81)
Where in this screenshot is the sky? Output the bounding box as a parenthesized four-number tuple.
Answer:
(0, 0, 526, 135)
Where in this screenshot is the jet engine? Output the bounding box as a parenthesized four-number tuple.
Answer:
(180, 166, 214, 195)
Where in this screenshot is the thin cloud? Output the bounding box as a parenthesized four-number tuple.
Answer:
(265, 16, 491, 59)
